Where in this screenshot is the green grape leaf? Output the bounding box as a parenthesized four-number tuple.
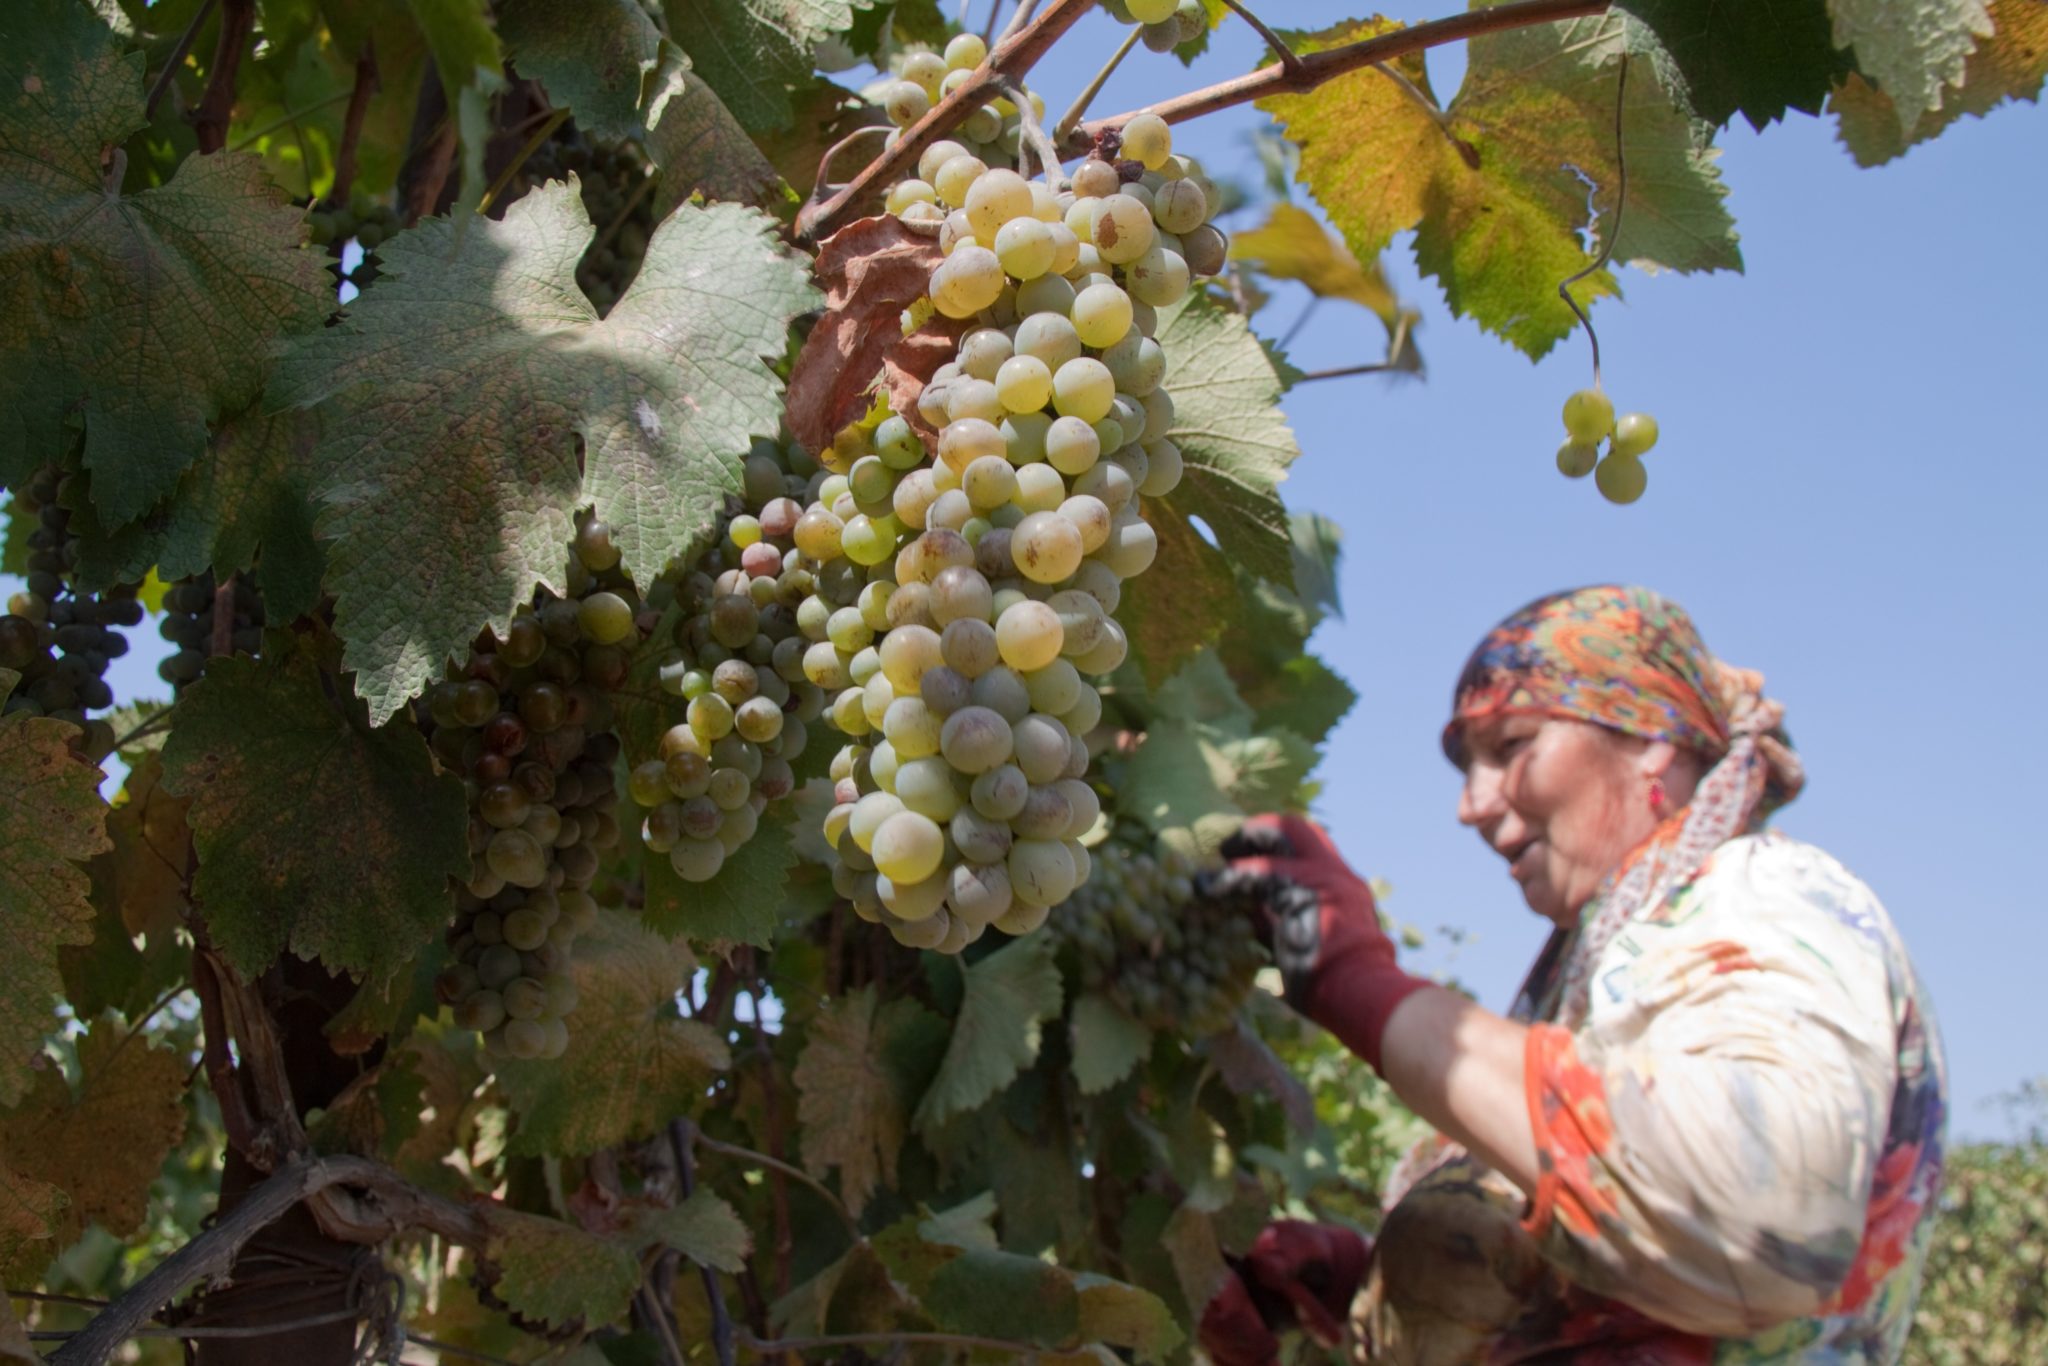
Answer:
(646, 42, 788, 216)
(1287, 512, 1344, 623)
(157, 653, 467, 985)
(1218, 727, 1318, 813)
(925, 1248, 1083, 1346)
(1159, 1200, 1232, 1324)
(0, 714, 108, 1106)
(497, 0, 662, 142)
(1228, 203, 1400, 325)
(794, 985, 914, 1217)
(311, 0, 431, 200)
(1616, 0, 1851, 128)
(1264, 14, 1741, 358)
(1153, 292, 1300, 586)
(226, 0, 356, 202)
(661, 0, 872, 134)
(0, 0, 332, 524)
(978, 1103, 1087, 1254)
(1070, 992, 1152, 1096)
(634, 1189, 752, 1271)
(1117, 499, 1233, 687)
(271, 184, 816, 724)
(912, 934, 1063, 1136)
(1073, 1272, 1185, 1363)
(643, 811, 799, 948)
(63, 754, 191, 1021)
(72, 405, 325, 620)
(0, 1162, 63, 1285)
(771, 1241, 902, 1337)
(485, 1207, 641, 1330)
(496, 910, 731, 1154)
(1828, 0, 1995, 128)
(1118, 718, 1241, 839)
(1831, 0, 2047, 164)
(0, 1014, 187, 1251)
(1249, 653, 1356, 751)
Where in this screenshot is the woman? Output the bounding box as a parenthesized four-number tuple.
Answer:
(1200, 585, 1946, 1364)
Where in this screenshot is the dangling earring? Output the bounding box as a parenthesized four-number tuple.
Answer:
(1647, 776, 1667, 816)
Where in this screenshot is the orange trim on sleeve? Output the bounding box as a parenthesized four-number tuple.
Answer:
(1520, 1023, 1620, 1243)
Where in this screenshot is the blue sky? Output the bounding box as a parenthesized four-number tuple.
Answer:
(14, 4, 2038, 1142)
(1021, 4, 2045, 1139)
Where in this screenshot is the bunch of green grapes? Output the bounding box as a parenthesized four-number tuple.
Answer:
(800, 111, 1228, 953)
(0, 466, 139, 755)
(1555, 387, 1661, 504)
(1101, 0, 1214, 54)
(626, 446, 829, 882)
(157, 572, 266, 691)
(427, 519, 642, 1061)
(305, 191, 403, 252)
(1047, 833, 1269, 1037)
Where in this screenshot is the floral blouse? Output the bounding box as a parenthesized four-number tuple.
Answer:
(1353, 833, 1947, 1364)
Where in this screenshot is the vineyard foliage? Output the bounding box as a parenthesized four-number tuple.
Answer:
(0, 0, 2041, 1360)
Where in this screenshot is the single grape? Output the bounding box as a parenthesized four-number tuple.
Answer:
(994, 218, 1057, 280)
(1070, 282, 1134, 349)
(1595, 453, 1647, 504)
(1612, 412, 1660, 459)
(1091, 194, 1157, 265)
(1556, 439, 1599, 479)
(931, 246, 1005, 319)
(1561, 387, 1614, 442)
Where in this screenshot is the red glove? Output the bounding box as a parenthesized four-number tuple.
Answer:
(1219, 813, 1430, 1074)
(1198, 1219, 1371, 1366)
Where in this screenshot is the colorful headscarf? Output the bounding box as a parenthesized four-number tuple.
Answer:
(1443, 585, 1806, 1026)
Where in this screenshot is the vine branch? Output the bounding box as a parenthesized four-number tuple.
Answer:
(143, 0, 216, 122)
(694, 1134, 864, 1247)
(670, 1119, 737, 1366)
(190, 0, 254, 155)
(1069, 0, 1612, 150)
(328, 42, 380, 208)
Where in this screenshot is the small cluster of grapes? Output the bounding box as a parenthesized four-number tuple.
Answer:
(1047, 833, 1269, 1037)
(157, 573, 265, 690)
(1555, 388, 1660, 504)
(427, 520, 640, 1060)
(305, 191, 404, 252)
(0, 467, 138, 755)
(627, 449, 828, 881)
(804, 111, 1226, 953)
(1104, 0, 1214, 54)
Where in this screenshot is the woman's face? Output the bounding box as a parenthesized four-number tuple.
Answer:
(1456, 714, 1660, 926)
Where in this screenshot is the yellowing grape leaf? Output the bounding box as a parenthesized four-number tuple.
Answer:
(498, 0, 662, 142)
(645, 42, 788, 216)
(272, 183, 815, 724)
(158, 653, 467, 985)
(912, 934, 1063, 1137)
(1070, 992, 1151, 1096)
(1229, 203, 1401, 325)
(794, 986, 944, 1216)
(1073, 1272, 1185, 1363)
(1831, 0, 2047, 163)
(0, 713, 108, 1106)
(0, 0, 332, 524)
(633, 1189, 752, 1271)
(1616, 0, 1851, 129)
(926, 1246, 1081, 1346)
(1263, 14, 1741, 358)
(0, 1160, 63, 1284)
(495, 911, 731, 1154)
(485, 1207, 641, 1330)
(0, 1013, 187, 1253)
(662, 0, 874, 134)
(1829, 0, 1995, 128)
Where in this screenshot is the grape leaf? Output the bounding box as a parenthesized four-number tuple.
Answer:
(1264, 14, 1741, 358)
(772, 1241, 902, 1336)
(485, 1207, 641, 1330)
(1152, 292, 1300, 586)
(645, 41, 788, 216)
(794, 985, 914, 1216)
(72, 405, 325, 620)
(1218, 727, 1317, 812)
(271, 184, 816, 724)
(495, 910, 731, 1154)
(0, 1013, 187, 1251)
(911, 934, 1063, 1136)
(1228, 203, 1401, 325)
(926, 1247, 1081, 1346)
(63, 754, 190, 1020)
(1118, 719, 1240, 839)
(1073, 1272, 1185, 1363)
(1249, 653, 1356, 751)
(1616, 0, 1852, 128)
(157, 653, 468, 985)
(662, 0, 872, 134)
(0, 1162, 62, 1284)
(0, 713, 108, 1106)
(1829, 0, 1995, 128)
(1205, 1021, 1315, 1135)
(634, 1190, 752, 1271)
(1070, 992, 1152, 1096)
(1159, 1200, 1232, 1324)
(0, 0, 332, 524)
(308, 1050, 426, 1158)
(497, 0, 662, 142)
(1116, 499, 1233, 688)
(643, 810, 799, 948)
(1831, 0, 2047, 164)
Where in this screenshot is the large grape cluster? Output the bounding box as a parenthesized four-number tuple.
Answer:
(427, 520, 640, 1061)
(1047, 833, 1269, 1037)
(0, 466, 138, 755)
(628, 445, 827, 881)
(802, 105, 1228, 953)
(157, 572, 266, 691)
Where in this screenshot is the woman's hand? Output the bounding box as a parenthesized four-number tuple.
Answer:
(1219, 814, 1429, 1073)
(1197, 1219, 1370, 1366)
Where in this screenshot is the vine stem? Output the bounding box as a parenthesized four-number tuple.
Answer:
(1558, 47, 1630, 386)
(1217, 0, 1302, 75)
(694, 1134, 864, 1247)
(796, 0, 1098, 242)
(143, 0, 217, 121)
(670, 1119, 737, 1366)
(1053, 26, 1141, 144)
(327, 42, 380, 208)
(1068, 0, 1612, 151)
(475, 107, 571, 215)
(190, 0, 254, 155)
